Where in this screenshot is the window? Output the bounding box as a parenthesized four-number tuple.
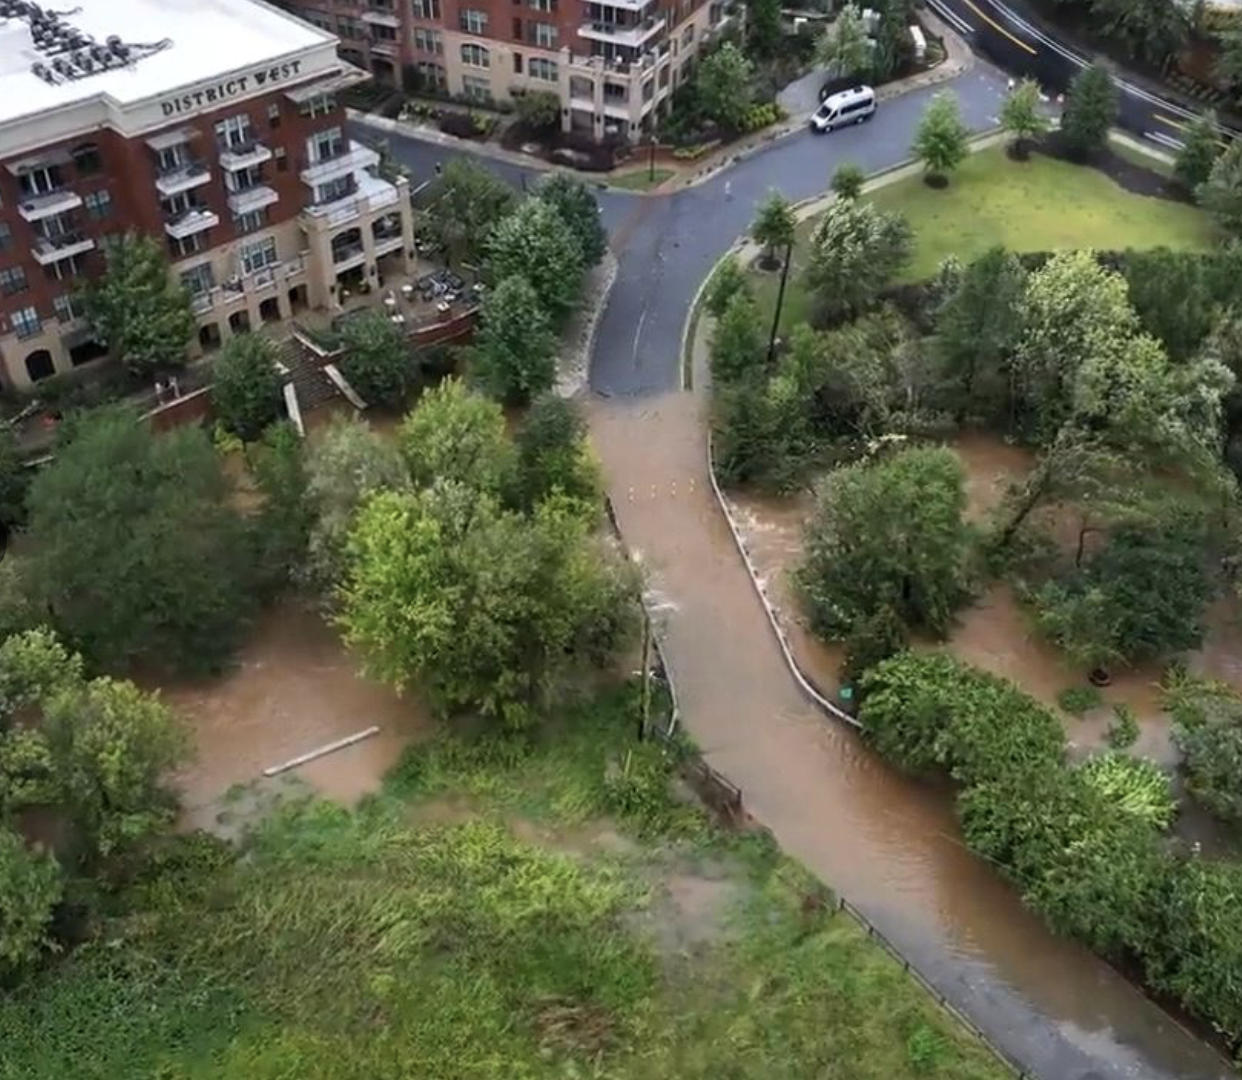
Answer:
(415, 61, 446, 89)
(225, 165, 264, 193)
(179, 263, 215, 297)
(11, 305, 41, 340)
(25, 349, 55, 382)
(529, 57, 558, 81)
(234, 208, 268, 234)
(53, 294, 83, 323)
(43, 255, 83, 281)
(241, 236, 279, 275)
(72, 143, 103, 176)
(413, 27, 442, 52)
(529, 0, 555, 11)
(462, 74, 492, 102)
(308, 126, 345, 163)
(298, 91, 336, 118)
(370, 22, 397, 41)
(459, 8, 487, 34)
(315, 175, 354, 204)
(84, 189, 112, 219)
(337, 15, 361, 37)
(0, 223, 9, 251)
(18, 165, 63, 199)
(682, 24, 694, 44)
(0, 266, 27, 296)
(513, 50, 523, 72)
(533, 21, 557, 47)
(267, 101, 282, 127)
(215, 114, 254, 151)
(412, 0, 441, 18)
(461, 42, 490, 67)
(513, 17, 523, 39)
(604, 81, 627, 101)
(169, 232, 206, 259)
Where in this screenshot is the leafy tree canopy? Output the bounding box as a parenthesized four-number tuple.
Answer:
(998, 78, 1050, 158)
(471, 275, 559, 405)
(487, 198, 586, 326)
(802, 197, 912, 323)
(694, 43, 756, 133)
(913, 91, 970, 182)
(420, 159, 517, 268)
(398, 377, 513, 495)
(535, 173, 608, 268)
(210, 333, 283, 442)
(337, 310, 416, 410)
(1059, 63, 1118, 159)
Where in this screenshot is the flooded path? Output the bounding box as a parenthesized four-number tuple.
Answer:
(160, 601, 430, 829)
(587, 346, 1235, 1078)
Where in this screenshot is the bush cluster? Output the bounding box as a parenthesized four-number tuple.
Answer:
(858, 652, 1242, 1045)
(738, 102, 785, 134)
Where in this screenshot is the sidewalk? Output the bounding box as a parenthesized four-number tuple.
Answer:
(352, 8, 976, 196)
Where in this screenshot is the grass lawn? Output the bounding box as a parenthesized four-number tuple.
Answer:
(0, 685, 1008, 1080)
(750, 145, 1215, 333)
(610, 167, 675, 191)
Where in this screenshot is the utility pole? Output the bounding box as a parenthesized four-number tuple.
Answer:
(639, 610, 652, 741)
(766, 238, 794, 365)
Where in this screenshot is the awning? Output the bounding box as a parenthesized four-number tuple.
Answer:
(6, 148, 72, 175)
(284, 66, 369, 103)
(146, 127, 198, 151)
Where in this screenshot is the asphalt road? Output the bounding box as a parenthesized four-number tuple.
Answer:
(927, 0, 1238, 152)
(373, 66, 1009, 395)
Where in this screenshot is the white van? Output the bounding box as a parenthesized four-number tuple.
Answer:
(810, 86, 877, 133)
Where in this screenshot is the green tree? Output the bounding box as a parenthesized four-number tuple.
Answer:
(0, 626, 84, 717)
(0, 559, 41, 644)
(933, 246, 1028, 423)
(305, 416, 409, 591)
(803, 197, 913, 323)
(870, 0, 915, 82)
(1086, 0, 1193, 65)
(1060, 63, 1118, 159)
(797, 447, 972, 641)
(471, 275, 558, 405)
(337, 310, 415, 409)
(830, 161, 866, 200)
(710, 291, 765, 384)
(913, 91, 970, 185)
(0, 826, 61, 980)
(511, 396, 602, 514)
(746, 0, 782, 59)
(399, 378, 513, 494)
(421, 159, 517, 268)
(1174, 111, 1222, 194)
(0, 423, 28, 527)
(1122, 248, 1215, 362)
(514, 89, 561, 132)
(487, 198, 585, 326)
(45, 675, 190, 858)
(1214, 29, 1242, 96)
(80, 233, 195, 379)
(1197, 137, 1242, 238)
(704, 256, 752, 319)
(999, 78, 1050, 159)
(210, 333, 283, 442)
(694, 43, 755, 132)
(247, 422, 313, 595)
(751, 191, 798, 269)
(535, 173, 608, 268)
(1167, 680, 1242, 823)
(25, 407, 253, 674)
(340, 486, 634, 726)
(816, 3, 870, 78)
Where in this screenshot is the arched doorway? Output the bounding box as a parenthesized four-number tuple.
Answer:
(24, 349, 54, 383)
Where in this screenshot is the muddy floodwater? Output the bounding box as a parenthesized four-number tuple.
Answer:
(160, 601, 430, 829)
(588, 356, 1236, 1080)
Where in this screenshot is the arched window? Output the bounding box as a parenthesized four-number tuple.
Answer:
(24, 349, 54, 383)
(72, 142, 102, 176)
(461, 43, 490, 68)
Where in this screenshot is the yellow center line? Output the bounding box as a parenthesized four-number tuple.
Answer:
(1153, 113, 1188, 132)
(958, 0, 1038, 55)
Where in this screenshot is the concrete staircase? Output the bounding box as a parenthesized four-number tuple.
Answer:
(272, 336, 341, 432)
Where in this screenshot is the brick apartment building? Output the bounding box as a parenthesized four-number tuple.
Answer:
(282, 0, 735, 141)
(0, 0, 415, 393)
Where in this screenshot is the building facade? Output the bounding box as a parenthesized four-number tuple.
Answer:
(283, 0, 733, 141)
(0, 0, 415, 392)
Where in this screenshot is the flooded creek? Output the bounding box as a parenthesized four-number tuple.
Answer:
(159, 600, 430, 829)
(588, 384, 1235, 1079)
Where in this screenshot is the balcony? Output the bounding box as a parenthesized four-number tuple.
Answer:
(190, 254, 308, 313)
(226, 184, 280, 215)
(219, 140, 273, 172)
(332, 240, 366, 268)
(31, 230, 96, 266)
(155, 160, 211, 197)
(164, 207, 220, 239)
(361, 8, 401, 27)
(18, 188, 83, 223)
(578, 16, 665, 47)
(300, 142, 381, 186)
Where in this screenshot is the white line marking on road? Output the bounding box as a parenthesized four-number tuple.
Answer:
(631, 307, 648, 366)
(1146, 130, 1186, 151)
(926, 0, 974, 36)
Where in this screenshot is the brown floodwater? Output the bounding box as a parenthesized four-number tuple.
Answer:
(159, 601, 430, 829)
(587, 361, 1235, 1079)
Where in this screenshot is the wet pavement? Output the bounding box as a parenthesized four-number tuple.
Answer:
(368, 58, 1236, 1079)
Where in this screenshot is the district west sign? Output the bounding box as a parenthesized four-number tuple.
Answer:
(160, 60, 305, 118)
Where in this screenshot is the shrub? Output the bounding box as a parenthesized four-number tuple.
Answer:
(1165, 676, 1242, 823)
(1056, 685, 1101, 716)
(1107, 704, 1140, 749)
(831, 161, 865, 200)
(1078, 753, 1176, 830)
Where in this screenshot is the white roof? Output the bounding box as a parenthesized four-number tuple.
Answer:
(0, 0, 339, 153)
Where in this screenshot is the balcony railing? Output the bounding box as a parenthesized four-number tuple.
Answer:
(299, 142, 380, 186)
(187, 254, 309, 313)
(578, 15, 664, 46)
(31, 230, 96, 266)
(164, 207, 220, 239)
(219, 139, 273, 171)
(17, 188, 83, 223)
(155, 160, 211, 197)
(332, 240, 366, 266)
(226, 183, 280, 215)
